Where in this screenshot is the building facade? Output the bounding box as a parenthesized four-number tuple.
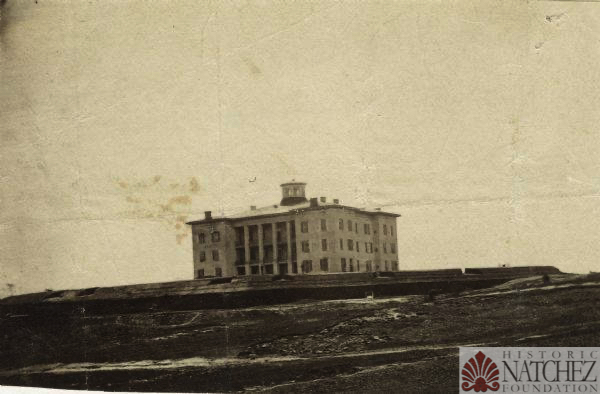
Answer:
(186, 182, 400, 278)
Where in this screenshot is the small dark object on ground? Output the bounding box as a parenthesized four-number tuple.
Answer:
(427, 289, 437, 302)
(543, 274, 551, 285)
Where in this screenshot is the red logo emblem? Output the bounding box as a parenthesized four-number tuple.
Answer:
(461, 351, 500, 392)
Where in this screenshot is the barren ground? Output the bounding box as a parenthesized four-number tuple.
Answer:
(1, 274, 599, 393)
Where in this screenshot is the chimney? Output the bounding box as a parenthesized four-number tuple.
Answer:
(375, 208, 381, 211)
(333, 198, 339, 204)
(204, 211, 212, 220)
(250, 205, 256, 211)
(320, 197, 326, 203)
(309, 197, 318, 207)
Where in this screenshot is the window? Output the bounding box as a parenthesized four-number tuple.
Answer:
(248, 227, 257, 243)
(383, 242, 387, 253)
(301, 260, 312, 273)
(356, 242, 360, 252)
(250, 247, 259, 262)
(339, 219, 344, 230)
(355, 223, 358, 233)
(349, 258, 354, 272)
(366, 261, 372, 272)
(197, 269, 204, 278)
(198, 233, 205, 244)
(341, 258, 347, 272)
(211, 231, 220, 242)
(391, 225, 394, 236)
(322, 239, 328, 251)
(321, 219, 327, 231)
(320, 258, 329, 272)
(215, 267, 222, 277)
(385, 261, 389, 271)
(199, 251, 206, 262)
(391, 243, 396, 253)
(364, 223, 370, 234)
(301, 221, 309, 233)
(347, 239, 353, 251)
(235, 227, 244, 245)
(347, 220, 352, 231)
(339, 239, 344, 250)
(357, 260, 360, 271)
(301, 240, 310, 253)
(370, 242, 373, 253)
(383, 224, 387, 236)
(212, 250, 219, 261)
(262, 225, 270, 242)
(392, 261, 399, 271)
(365, 242, 368, 253)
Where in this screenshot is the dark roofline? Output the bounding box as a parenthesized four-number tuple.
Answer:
(280, 182, 307, 187)
(186, 205, 400, 225)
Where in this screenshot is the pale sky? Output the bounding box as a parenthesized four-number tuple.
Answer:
(1, 0, 599, 296)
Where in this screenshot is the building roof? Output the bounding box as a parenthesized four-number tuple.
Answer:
(280, 181, 306, 187)
(186, 200, 400, 225)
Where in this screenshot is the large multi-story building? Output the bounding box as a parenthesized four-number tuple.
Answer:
(186, 182, 400, 278)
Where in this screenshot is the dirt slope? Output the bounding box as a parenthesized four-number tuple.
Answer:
(0, 273, 598, 392)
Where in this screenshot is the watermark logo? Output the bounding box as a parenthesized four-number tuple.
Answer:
(460, 347, 599, 393)
(462, 350, 500, 392)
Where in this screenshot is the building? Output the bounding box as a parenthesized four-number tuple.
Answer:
(186, 182, 400, 278)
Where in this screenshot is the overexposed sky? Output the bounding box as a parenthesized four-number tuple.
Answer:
(1, 0, 599, 296)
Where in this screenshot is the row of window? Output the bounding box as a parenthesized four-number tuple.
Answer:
(338, 219, 370, 234)
(197, 259, 398, 277)
(299, 258, 400, 273)
(202, 239, 396, 262)
(283, 186, 303, 197)
(197, 231, 220, 244)
(300, 239, 396, 254)
(341, 258, 399, 272)
(197, 267, 222, 278)
(199, 250, 219, 262)
(339, 239, 374, 253)
(300, 219, 394, 236)
(382, 224, 392, 236)
(300, 258, 330, 273)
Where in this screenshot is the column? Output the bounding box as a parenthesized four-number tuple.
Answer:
(286, 221, 293, 274)
(258, 224, 264, 275)
(272, 223, 279, 275)
(244, 225, 250, 275)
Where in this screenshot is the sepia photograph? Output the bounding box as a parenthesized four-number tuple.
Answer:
(1, 0, 600, 393)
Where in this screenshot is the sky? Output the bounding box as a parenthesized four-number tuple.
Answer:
(1, 0, 600, 297)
